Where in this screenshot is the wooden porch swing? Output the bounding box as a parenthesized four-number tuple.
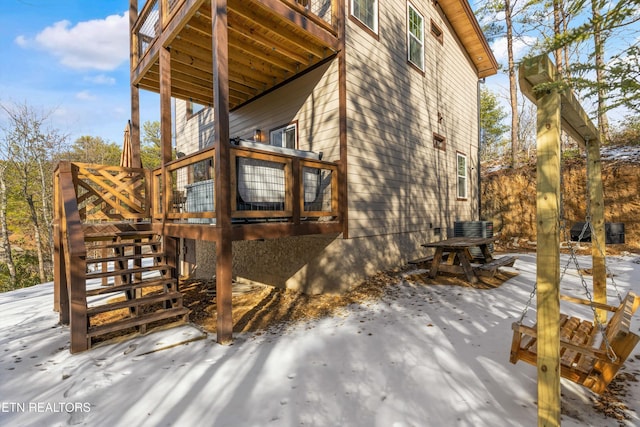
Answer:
(512, 55, 639, 424)
(510, 289, 640, 394)
(510, 142, 640, 395)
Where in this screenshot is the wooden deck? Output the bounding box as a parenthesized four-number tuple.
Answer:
(131, 0, 341, 109)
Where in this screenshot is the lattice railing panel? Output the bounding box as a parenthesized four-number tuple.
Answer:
(72, 163, 150, 222)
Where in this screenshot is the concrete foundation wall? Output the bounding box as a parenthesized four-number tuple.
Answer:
(193, 227, 451, 294)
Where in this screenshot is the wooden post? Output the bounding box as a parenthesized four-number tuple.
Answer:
(587, 139, 607, 323)
(536, 87, 562, 427)
(212, 0, 233, 344)
(58, 162, 89, 353)
(337, 0, 348, 238)
(52, 167, 69, 323)
(129, 0, 141, 169)
(159, 46, 173, 217)
(520, 54, 602, 427)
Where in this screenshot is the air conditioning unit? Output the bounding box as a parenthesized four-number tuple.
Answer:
(454, 221, 494, 258)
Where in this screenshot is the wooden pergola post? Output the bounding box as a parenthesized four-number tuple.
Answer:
(587, 139, 607, 323)
(519, 54, 603, 426)
(212, 0, 233, 344)
(535, 83, 562, 427)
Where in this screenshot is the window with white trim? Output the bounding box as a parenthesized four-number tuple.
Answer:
(407, 4, 424, 70)
(270, 123, 297, 149)
(457, 153, 468, 199)
(351, 0, 378, 33)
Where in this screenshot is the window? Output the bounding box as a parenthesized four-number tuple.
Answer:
(457, 153, 468, 199)
(430, 19, 443, 44)
(407, 4, 424, 71)
(270, 123, 297, 149)
(187, 101, 206, 119)
(351, 0, 378, 33)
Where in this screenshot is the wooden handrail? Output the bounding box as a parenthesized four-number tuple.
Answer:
(58, 162, 86, 258)
(56, 161, 89, 352)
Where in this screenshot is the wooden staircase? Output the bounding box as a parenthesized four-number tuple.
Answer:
(53, 162, 189, 353)
(82, 228, 189, 346)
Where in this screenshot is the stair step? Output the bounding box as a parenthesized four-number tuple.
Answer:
(87, 291, 183, 316)
(86, 278, 176, 297)
(86, 264, 170, 280)
(87, 307, 190, 338)
(86, 241, 161, 250)
(86, 252, 164, 265)
(84, 230, 158, 242)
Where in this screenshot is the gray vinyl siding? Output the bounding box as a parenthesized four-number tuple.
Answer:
(176, 61, 340, 161)
(345, 0, 479, 238)
(229, 60, 340, 161)
(175, 0, 481, 241)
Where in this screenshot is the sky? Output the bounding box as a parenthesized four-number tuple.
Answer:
(0, 0, 159, 145)
(0, 1, 636, 147)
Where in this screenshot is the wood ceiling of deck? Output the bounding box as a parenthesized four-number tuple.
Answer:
(134, 0, 338, 109)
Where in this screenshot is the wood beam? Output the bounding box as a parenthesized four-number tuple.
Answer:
(241, 0, 340, 50)
(337, 0, 347, 237)
(587, 139, 607, 323)
(535, 84, 562, 427)
(159, 46, 173, 234)
(228, 35, 299, 73)
(228, 3, 327, 60)
(212, 0, 233, 345)
(519, 55, 598, 148)
(129, 0, 141, 168)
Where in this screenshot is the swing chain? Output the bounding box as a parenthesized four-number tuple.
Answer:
(517, 281, 537, 325)
(558, 140, 617, 362)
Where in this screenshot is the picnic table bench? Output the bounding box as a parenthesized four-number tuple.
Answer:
(420, 236, 516, 283)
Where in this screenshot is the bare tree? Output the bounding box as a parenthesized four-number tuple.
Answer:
(0, 101, 66, 283)
(0, 163, 16, 285)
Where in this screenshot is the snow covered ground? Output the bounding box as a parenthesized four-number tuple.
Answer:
(2, 253, 640, 427)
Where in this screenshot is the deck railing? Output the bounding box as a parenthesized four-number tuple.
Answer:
(152, 144, 339, 224)
(69, 163, 151, 222)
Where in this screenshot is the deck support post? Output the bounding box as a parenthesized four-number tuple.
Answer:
(337, 0, 348, 238)
(535, 85, 562, 427)
(129, 0, 141, 169)
(212, 0, 233, 344)
(587, 139, 607, 323)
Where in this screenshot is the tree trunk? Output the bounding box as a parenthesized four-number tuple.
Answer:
(592, 0, 611, 143)
(505, 0, 519, 166)
(553, 0, 563, 76)
(37, 158, 54, 268)
(26, 194, 46, 283)
(0, 165, 16, 285)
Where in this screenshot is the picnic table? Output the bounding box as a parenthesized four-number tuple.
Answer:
(421, 236, 516, 284)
